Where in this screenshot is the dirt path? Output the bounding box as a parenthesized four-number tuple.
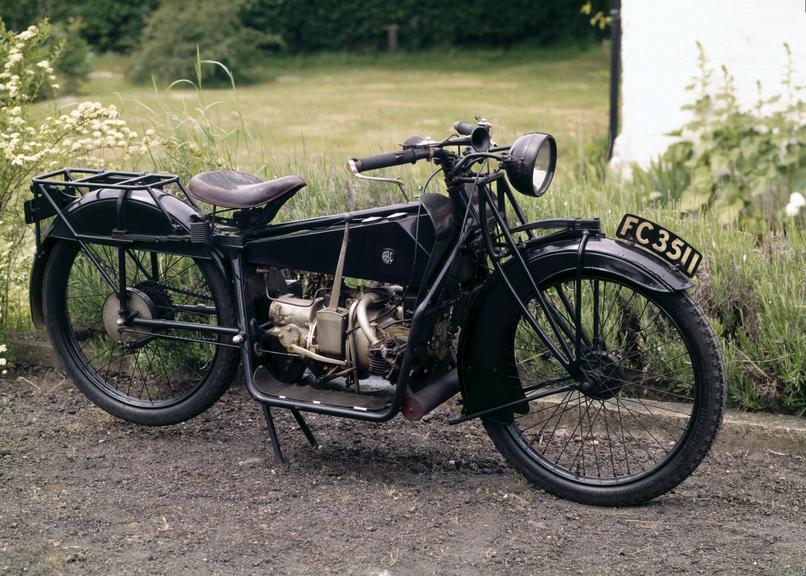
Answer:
(1, 370, 804, 576)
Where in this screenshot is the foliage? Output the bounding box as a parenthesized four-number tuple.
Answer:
(580, 1, 612, 30)
(4, 0, 604, 57)
(240, 0, 604, 53)
(0, 0, 51, 32)
(0, 20, 144, 327)
(0, 10, 94, 95)
(658, 43, 806, 227)
(74, 0, 159, 53)
(48, 18, 94, 94)
(0, 0, 158, 54)
(128, 0, 280, 85)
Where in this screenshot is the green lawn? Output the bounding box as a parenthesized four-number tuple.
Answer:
(70, 47, 610, 169)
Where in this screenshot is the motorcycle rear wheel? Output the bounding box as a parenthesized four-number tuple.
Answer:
(42, 240, 240, 426)
(481, 271, 726, 506)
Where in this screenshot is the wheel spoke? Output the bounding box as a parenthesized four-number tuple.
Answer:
(63, 246, 222, 408)
(495, 272, 704, 487)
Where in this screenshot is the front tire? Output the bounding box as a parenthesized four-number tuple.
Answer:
(470, 271, 726, 506)
(42, 240, 240, 426)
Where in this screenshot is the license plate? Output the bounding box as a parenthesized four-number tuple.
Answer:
(615, 214, 702, 277)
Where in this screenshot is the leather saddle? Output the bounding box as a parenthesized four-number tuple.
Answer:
(188, 171, 306, 223)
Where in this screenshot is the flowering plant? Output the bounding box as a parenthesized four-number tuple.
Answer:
(0, 20, 145, 326)
(0, 21, 144, 209)
(663, 44, 806, 227)
(784, 192, 805, 219)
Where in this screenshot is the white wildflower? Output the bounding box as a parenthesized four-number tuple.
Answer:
(789, 192, 805, 208)
(784, 192, 805, 217)
(36, 60, 50, 69)
(0, 344, 7, 353)
(17, 28, 37, 41)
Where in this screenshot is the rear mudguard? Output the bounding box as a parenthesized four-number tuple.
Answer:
(457, 235, 692, 419)
(29, 189, 207, 327)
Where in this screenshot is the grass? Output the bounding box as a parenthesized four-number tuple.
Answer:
(69, 47, 610, 170)
(12, 46, 805, 414)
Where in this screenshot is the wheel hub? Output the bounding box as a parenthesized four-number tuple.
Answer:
(102, 288, 157, 344)
(580, 348, 627, 400)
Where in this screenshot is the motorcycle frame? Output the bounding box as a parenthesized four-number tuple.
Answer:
(27, 163, 603, 423)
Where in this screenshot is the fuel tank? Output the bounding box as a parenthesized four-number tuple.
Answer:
(244, 193, 457, 285)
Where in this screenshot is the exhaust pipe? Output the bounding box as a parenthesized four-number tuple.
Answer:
(402, 369, 460, 421)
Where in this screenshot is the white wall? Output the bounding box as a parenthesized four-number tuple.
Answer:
(611, 0, 806, 171)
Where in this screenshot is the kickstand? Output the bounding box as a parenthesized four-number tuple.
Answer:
(291, 408, 319, 449)
(261, 405, 319, 464)
(262, 404, 285, 464)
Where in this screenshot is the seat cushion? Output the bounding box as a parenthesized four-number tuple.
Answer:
(188, 170, 306, 209)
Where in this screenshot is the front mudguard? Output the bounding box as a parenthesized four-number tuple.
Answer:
(457, 235, 692, 420)
(28, 189, 216, 327)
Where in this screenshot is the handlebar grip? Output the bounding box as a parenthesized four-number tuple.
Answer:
(453, 120, 476, 136)
(350, 148, 429, 173)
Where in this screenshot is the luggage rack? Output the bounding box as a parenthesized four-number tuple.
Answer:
(26, 168, 201, 251)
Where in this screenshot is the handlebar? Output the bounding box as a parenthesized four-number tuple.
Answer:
(349, 148, 431, 174)
(349, 120, 499, 174)
(452, 120, 476, 136)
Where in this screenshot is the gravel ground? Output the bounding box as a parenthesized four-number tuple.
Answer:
(1, 369, 804, 576)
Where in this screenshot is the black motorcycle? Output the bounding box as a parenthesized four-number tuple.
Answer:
(25, 120, 725, 506)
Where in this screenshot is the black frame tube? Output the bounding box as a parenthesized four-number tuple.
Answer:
(608, 0, 622, 160)
(127, 316, 239, 336)
(477, 185, 576, 373)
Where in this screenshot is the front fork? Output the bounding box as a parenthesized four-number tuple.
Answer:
(474, 180, 601, 386)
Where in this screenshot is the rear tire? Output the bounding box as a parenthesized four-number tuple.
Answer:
(42, 240, 240, 426)
(473, 271, 725, 506)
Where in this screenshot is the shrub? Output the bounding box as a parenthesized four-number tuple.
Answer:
(658, 43, 806, 228)
(0, 0, 158, 54)
(75, 0, 159, 53)
(240, 0, 604, 53)
(0, 16, 93, 96)
(49, 18, 94, 94)
(0, 19, 144, 327)
(128, 0, 280, 85)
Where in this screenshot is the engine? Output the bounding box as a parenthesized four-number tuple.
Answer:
(266, 285, 409, 381)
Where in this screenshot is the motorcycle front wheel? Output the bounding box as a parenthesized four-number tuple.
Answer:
(480, 271, 726, 506)
(42, 240, 240, 426)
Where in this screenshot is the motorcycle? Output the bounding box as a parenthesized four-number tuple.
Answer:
(25, 120, 726, 506)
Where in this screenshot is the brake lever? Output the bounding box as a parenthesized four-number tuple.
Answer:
(350, 171, 409, 203)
